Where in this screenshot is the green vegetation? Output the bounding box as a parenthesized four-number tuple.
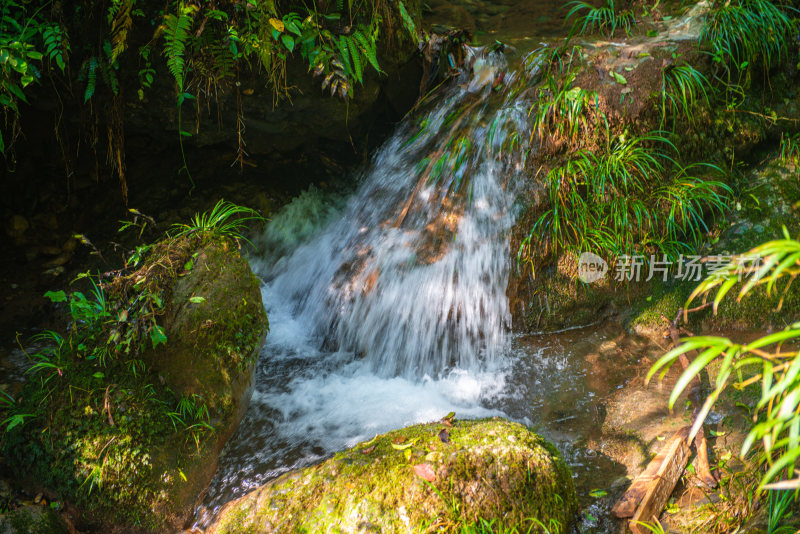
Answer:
(0, 0, 421, 194)
(701, 0, 795, 86)
(172, 199, 265, 244)
(0, 201, 268, 530)
(648, 232, 800, 490)
(566, 0, 635, 38)
(780, 132, 800, 165)
(661, 62, 712, 128)
(521, 132, 730, 261)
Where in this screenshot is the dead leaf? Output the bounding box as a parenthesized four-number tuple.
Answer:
(269, 18, 284, 32)
(438, 429, 450, 443)
(413, 463, 436, 482)
(361, 445, 376, 454)
(392, 436, 405, 444)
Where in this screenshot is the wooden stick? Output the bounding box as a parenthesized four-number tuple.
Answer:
(629, 427, 691, 534)
(612, 426, 690, 519)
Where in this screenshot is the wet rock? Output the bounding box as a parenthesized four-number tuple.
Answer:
(208, 418, 577, 533)
(0, 505, 69, 534)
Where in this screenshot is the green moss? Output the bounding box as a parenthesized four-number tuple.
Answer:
(1, 505, 69, 534)
(209, 419, 577, 534)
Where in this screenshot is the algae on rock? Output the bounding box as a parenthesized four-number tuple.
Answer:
(208, 418, 577, 533)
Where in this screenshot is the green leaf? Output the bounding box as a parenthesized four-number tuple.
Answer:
(92, 372, 105, 379)
(610, 70, 627, 85)
(6, 83, 28, 103)
(184, 259, 193, 270)
(44, 290, 68, 303)
(589, 489, 607, 498)
(189, 296, 206, 304)
(284, 20, 302, 36)
(26, 51, 43, 60)
(150, 325, 167, 348)
(281, 34, 295, 53)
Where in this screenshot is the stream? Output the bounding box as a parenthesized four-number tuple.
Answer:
(190, 45, 664, 533)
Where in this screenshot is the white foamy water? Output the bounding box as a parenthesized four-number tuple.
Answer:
(197, 47, 533, 523)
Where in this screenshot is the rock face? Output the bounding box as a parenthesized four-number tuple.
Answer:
(207, 418, 577, 533)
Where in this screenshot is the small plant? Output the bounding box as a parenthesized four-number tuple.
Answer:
(661, 62, 712, 127)
(0, 390, 33, 432)
(566, 0, 635, 37)
(780, 132, 800, 166)
(701, 0, 794, 85)
(647, 231, 800, 490)
(767, 489, 797, 534)
(529, 70, 604, 148)
(171, 199, 265, 244)
(165, 393, 214, 452)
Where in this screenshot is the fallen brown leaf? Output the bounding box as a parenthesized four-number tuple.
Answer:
(413, 463, 436, 482)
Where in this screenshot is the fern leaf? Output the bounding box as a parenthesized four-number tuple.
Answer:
(353, 30, 379, 72)
(337, 35, 353, 82)
(162, 5, 197, 92)
(109, 0, 134, 61)
(397, 1, 417, 41)
(347, 36, 362, 83)
(84, 57, 98, 102)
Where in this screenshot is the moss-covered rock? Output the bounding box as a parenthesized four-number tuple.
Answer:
(1, 233, 269, 532)
(207, 418, 577, 533)
(0, 506, 69, 534)
(139, 235, 270, 528)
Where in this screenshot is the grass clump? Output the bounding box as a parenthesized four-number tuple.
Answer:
(520, 133, 730, 262)
(566, 0, 635, 38)
(701, 0, 795, 86)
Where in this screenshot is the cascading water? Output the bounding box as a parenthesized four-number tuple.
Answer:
(195, 47, 535, 525)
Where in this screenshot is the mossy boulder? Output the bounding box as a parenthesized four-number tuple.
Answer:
(1, 233, 268, 532)
(0, 506, 69, 534)
(207, 418, 577, 533)
(139, 235, 270, 528)
(147, 235, 268, 440)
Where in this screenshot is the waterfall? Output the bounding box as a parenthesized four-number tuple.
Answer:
(197, 46, 532, 522)
(255, 47, 530, 378)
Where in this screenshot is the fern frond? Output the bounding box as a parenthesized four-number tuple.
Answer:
(397, 1, 417, 41)
(161, 4, 197, 91)
(337, 35, 353, 81)
(109, 0, 135, 61)
(347, 36, 362, 83)
(353, 29, 379, 72)
(83, 57, 98, 102)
